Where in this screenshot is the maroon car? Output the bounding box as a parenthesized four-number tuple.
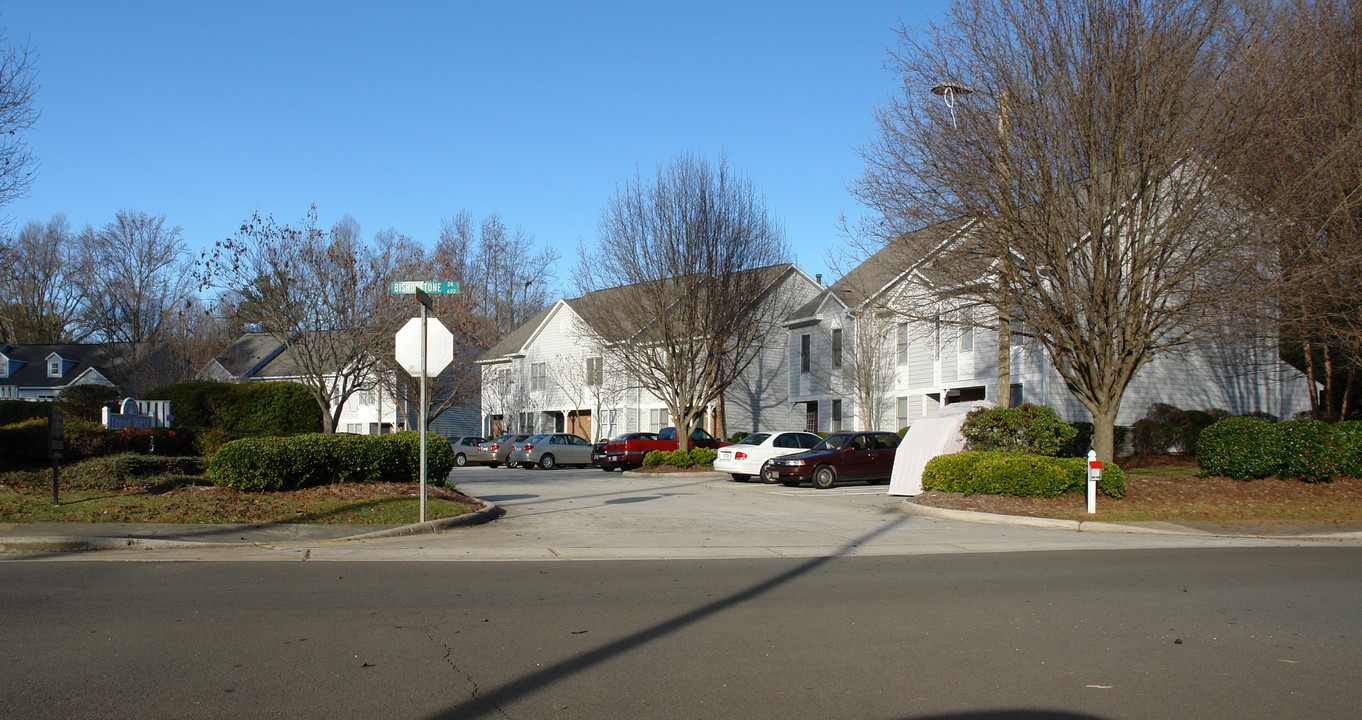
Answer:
(759, 431, 902, 489)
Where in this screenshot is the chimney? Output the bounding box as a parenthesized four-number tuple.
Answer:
(816, 274, 823, 286)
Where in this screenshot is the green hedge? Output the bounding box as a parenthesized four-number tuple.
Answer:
(205, 431, 453, 491)
(922, 450, 1125, 499)
(1274, 418, 1337, 482)
(1336, 421, 1362, 479)
(146, 380, 321, 436)
(641, 447, 719, 468)
(1196, 416, 1279, 479)
(1, 453, 204, 491)
(961, 403, 1076, 456)
(0, 399, 52, 426)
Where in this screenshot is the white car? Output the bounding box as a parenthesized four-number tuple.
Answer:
(713, 431, 823, 482)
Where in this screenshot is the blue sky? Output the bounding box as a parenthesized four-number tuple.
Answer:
(3, 1, 948, 292)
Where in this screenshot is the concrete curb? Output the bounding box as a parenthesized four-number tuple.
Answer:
(899, 499, 1362, 540)
(620, 470, 730, 479)
(0, 499, 505, 554)
(342, 501, 505, 541)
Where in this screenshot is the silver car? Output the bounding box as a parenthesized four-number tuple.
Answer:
(447, 436, 486, 467)
(471, 434, 531, 467)
(507, 433, 593, 470)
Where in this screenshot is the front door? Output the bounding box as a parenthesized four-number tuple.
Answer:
(805, 401, 818, 433)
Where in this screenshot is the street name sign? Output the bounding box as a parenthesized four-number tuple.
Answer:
(390, 280, 459, 295)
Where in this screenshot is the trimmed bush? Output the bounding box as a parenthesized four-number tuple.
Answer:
(1132, 404, 1193, 455)
(1196, 416, 1279, 480)
(921, 450, 1124, 498)
(146, 380, 321, 436)
(1334, 421, 1362, 479)
(1274, 418, 1338, 482)
(0, 399, 53, 426)
(689, 447, 718, 467)
(57, 384, 120, 423)
(961, 403, 1076, 456)
(0, 418, 49, 466)
(1, 453, 204, 491)
(205, 431, 452, 491)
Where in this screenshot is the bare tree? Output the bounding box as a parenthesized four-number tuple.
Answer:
(576, 153, 793, 451)
(201, 207, 408, 432)
(433, 210, 559, 342)
(0, 215, 83, 342)
(77, 209, 194, 345)
(1226, 0, 1362, 420)
(0, 28, 38, 214)
(851, 0, 1275, 459)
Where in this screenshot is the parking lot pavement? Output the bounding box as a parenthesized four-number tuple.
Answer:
(291, 464, 1344, 561)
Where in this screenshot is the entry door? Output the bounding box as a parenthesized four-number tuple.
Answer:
(805, 401, 819, 433)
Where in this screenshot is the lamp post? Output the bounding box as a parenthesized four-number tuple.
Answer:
(931, 81, 1013, 409)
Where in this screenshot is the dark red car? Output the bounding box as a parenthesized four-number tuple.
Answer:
(759, 431, 902, 489)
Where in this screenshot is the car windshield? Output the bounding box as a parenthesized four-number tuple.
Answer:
(622, 433, 659, 440)
(736, 433, 771, 446)
(813, 433, 854, 451)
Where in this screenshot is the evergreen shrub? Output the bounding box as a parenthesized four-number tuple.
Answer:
(689, 447, 718, 467)
(922, 450, 1125, 498)
(1274, 418, 1338, 482)
(205, 431, 452, 491)
(1333, 421, 1362, 479)
(961, 403, 1076, 456)
(1196, 416, 1279, 480)
(0, 399, 53, 426)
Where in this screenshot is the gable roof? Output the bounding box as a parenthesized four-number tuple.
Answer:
(0, 343, 126, 390)
(479, 263, 812, 363)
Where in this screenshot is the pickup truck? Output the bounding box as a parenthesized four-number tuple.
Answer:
(599, 426, 730, 471)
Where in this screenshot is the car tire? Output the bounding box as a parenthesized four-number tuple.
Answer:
(489, 461, 500, 469)
(760, 461, 781, 484)
(781, 479, 801, 487)
(730, 474, 750, 482)
(520, 462, 534, 469)
(539, 454, 557, 470)
(812, 465, 838, 490)
(454, 453, 467, 467)
(600, 465, 615, 472)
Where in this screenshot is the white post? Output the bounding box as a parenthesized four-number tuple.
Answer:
(1086, 450, 1101, 514)
(419, 302, 428, 524)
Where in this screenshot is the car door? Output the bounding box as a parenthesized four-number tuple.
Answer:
(869, 433, 901, 478)
(841, 433, 875, 479)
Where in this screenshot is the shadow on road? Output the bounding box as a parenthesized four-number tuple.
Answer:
(422, 515, 959, 720)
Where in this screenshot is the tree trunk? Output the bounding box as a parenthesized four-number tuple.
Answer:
(1091, 404, 1119, 462)
(1302, 337, 1319, 418)
(997, 306, 1011, 409)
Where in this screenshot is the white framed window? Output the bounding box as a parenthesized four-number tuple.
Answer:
(831, 328, 843, 369)
(0, 356, 7, 378)
(831, 399, 843, 432)
(586, 357, 602, 386)
(800, 334, 810, 373)
(649, 407, 670, 432)
(896, 397, 908, 430)
(48, 358, 62, 377)
(345, 423, 363, 433)
(896, 323, 908, 365)
(959, 308, 974, 352)
(530, 362, 546, 392)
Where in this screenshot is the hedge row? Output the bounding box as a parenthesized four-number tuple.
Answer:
(1197, 417, 1362, 482)
(642, 447, 720, 468)
(205, 431, 453, 491)
(961, 404, 1078, 457)
(922, 450, 1126, 499)
(2, 453, 204, 491)
(0, 418, 197, 467)
(146, 380, 321, 436)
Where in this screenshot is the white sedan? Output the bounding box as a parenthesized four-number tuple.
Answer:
(713, 431, 824, 482)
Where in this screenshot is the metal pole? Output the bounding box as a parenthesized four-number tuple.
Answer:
(420, 302, 428, 524)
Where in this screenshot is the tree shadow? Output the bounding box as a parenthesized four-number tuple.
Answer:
(422, 516, 954, 720)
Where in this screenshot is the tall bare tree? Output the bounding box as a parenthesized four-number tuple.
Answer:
(1227, 0, 1362, 420)
(202, 207, 408, 432)
(0, 215, 83, 342)
(432, 210, 558, 341)
(77, 209, 194, 345)
(0, 27, 38, 213)
(576, 153, 793, 451)
(851, 0, 1275, 459)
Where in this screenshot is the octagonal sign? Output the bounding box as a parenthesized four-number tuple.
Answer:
(395, 317, 454, 376)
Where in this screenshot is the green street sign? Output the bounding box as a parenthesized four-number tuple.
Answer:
(390, 280, 459, 295)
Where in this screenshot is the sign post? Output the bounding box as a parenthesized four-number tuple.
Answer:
(393, 281, 458, 523)
(1087, 450, 1102, 514)
(49, 407, 63, 507)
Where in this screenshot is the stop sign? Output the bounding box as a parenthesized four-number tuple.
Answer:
(395, 317, 454, 375)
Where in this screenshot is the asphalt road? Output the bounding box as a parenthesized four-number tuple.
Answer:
(4, 466, 1360, 719)
(3, 549, 1360, 719)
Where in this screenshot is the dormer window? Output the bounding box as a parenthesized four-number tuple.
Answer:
(0, 355, 7, 379)
(47, 353, 64, 378)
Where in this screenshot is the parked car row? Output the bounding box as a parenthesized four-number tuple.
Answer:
(451, 428, 904, 490)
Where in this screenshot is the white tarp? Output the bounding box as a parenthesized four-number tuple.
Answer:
(888, 400, 995, 496)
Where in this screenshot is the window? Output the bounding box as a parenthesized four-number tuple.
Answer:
(345, 423, 363, 434)
(0, 356, 7, 378)
(800, 334, 810, 373)
(601, 408, 620, 439)
(896, 396, 908, 430)
(959, 308, 974, 352)
(831, 399, 843, 432)
(896, 324, 908, 365)
(586, 357, 602, 387)
(933, 312, 942, 359)
(649, 408, 670, 432)
(48, 358, 62, 377)
(519, 411, 535, 432)
(530, 362, 546, 392)
(831, 328, 843, 369)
